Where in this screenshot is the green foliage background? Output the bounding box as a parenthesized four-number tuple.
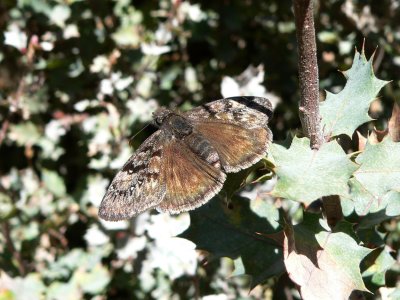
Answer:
(0, 0, 399, 299)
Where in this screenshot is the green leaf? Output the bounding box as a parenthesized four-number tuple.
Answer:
(342, 137, 400, 227)
(284, 212, 372, 300)
(47, 282, 81, 300)
(0, 273, 45, 300)
(8, 122, 41, 146)
(0, 192, 16, 220)
(354, 137, 400, 199)
(271, 137, 358, 205)
(388, 288, 400, 299)
(17, 221, 40, 240)
(0, 289, 14, 300)
(341, 179, 400, 228)
(70, 264, 110, 294)
(43, 247, 112, 280)
(356, 228, 385, 248)
(180, 195, 284, 287)
(320, 50, 389, 137)
(42, 169, 66, 197)
(18, 0, 52, 14)
(112, 5, 142, 47)
(362, 247, 396, 287)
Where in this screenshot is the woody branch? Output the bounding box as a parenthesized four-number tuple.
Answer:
(293, 0, 324, 150)
(293, 0, 342, 227)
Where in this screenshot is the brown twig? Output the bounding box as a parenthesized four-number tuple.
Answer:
(373, 46, 385, 72)
(293, 0, 324, 150)
(48, 228, 69, 248)
(0, 119, 10, 145)
(293, 0, 342, 228)
(2, 221, 27, 276)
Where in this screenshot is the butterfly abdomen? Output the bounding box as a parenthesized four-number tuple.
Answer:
(164, 114, 222, 170)
(184, 132, 221, 169)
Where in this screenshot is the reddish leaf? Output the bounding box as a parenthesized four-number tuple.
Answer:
(357, 131, 367, 151)
(388, 102, 400, 142)
(284, 213, 371, 300)
(369, 127, 388, 144)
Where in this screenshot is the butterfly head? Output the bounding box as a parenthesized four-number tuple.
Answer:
(153, 107, 193, 138)
(153, 107, 173, 127)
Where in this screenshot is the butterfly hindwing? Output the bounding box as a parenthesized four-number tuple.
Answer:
(194, 121, 270, 172)
(99, 131, 167, 221)
(156, 138, 226, 214)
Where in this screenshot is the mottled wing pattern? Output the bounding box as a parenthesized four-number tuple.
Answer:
(184, 96, 273, 172)
(99, 131, 166, 221)
(99, 96, 273, 220)
(156, 139, 226, 214)
(185, 96, 273, 129)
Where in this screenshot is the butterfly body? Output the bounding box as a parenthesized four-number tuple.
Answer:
(154, 109, 222, 169)
(99, 96, 273, 221)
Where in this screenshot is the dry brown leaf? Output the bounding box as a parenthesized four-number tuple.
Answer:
(357, 131, 367, 151)
(369, 127, 388, 144)
(283, 216, 371, 300)
(388, 102, 400, 142)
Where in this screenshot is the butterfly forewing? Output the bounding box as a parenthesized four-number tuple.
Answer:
(99, 131, 167, 221)
(185, 96, 273, 172)
(185, 96, 273, 130)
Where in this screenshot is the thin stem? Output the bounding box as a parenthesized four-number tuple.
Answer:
(293, 0, 324, 149)
(0, 119, 10, 146)
(2, 222, 26, 276)
(293, 0, 342, 227)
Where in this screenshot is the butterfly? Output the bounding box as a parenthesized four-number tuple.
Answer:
(98, 96, 273, 221)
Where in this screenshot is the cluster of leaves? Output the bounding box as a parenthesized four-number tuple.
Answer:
(183, 50, 400, 299)
(0, 0, 399, 299)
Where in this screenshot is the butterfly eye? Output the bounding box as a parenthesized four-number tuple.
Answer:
(155, 116, 163, 125)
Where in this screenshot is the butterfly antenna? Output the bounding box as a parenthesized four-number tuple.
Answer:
(129, 123, 151, 147)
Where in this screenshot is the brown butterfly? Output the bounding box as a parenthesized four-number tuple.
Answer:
(99, 96, 273, 221)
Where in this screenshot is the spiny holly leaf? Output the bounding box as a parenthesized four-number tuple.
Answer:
(180, 195, 285, 287)
(341, 179, 400, 229)
(271, 137, 358, 205)
(284, 212, 372, 300)
(320, 50, 389, 138)
(354, 137, 400, 199)
(362, 247, 396, 287)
